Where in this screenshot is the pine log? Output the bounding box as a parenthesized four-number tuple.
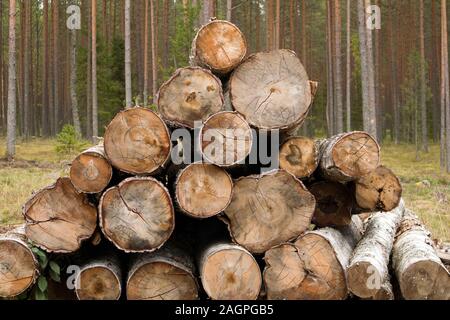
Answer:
(354, 165, 402, 212)
(175, 163, 233, 218)
(70, 144, 113, 194)
(392, 210, 450, 300)
(309, 181, 353, 227)
(279, 136, 319, 179)
(229, 49, 314, 131)
(23, 177, 97, 253)
(103, 107, 171, 175)
(198, 242, 261, 300)
(222, 169, 316, 254)
(347, 201, 405, 299)
(200, 111, 253, 167)
(157, 67, 224, 128)
(127, 241, 198, 300)
(0, 226, 39, 298)
(75, 255, 122, 300)
(319, 131, 380, 182)
(190, 20, 247, 76)
(99, 177, 174, 253)
(263, 216, 363, 300)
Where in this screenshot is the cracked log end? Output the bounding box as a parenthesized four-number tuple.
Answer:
(70, 145, 113, 194)
(103, 107, 171, 175)
(230, 49, 312, 130)
(23, 177, 97, 253)
(200, 111, 253, 167)
(191, 20, 247, 75)
(223, 169, 316, 253)
(199, 243, 261, 300)
(175, 163, 233, 218)
(75, 265, 121, 300)
(158, 67, 224, 128)
(0, 229, 39, 298)
(99, 177, 174, 253)
(309, 181, 353, 227)
(355, 165, 402, 212)
(279, 136, 319, 179)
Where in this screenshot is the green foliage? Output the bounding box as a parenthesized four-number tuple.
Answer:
(29, 245, 62, 300)
(55, 125, 89, 155)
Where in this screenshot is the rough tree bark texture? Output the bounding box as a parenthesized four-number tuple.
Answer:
(347, 201, 405, 299)
(75, 255, 122, 300)
(392, 210, 450, 300)
(0, 226, 39, 298)
(23, 177, 97, 253)
(278, 137, 319, 179)
(230, 49, 313, 131)
(200, 111, 253, 167)
(353, 165, 402, 212)
(223, 170, 316, 254)
(103, 107, 171, 175)
(127, 241, 198, 300)
(70, 145, 113, 194)
(263, 216, 363, 300)
(309, 181, 353, 227)
(70, 29, 81, 136)
(175, 163, 233, 218)
(157, 67, 224, 128)
(190, 20, 247, 76)
(99, 177, 174, 253)
(198, 242, 261, 300)
(318, 131, 380, 182)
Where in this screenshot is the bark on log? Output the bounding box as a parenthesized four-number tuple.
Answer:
(127, 241, 198, 300)
(103, 107, 171, 175)
(354, 165, 402, 212)
(75, 255, 122, 300)
(198, 242, 261, 300)
(0, 226, 39, 298)
(223, 169, 316, 253)
(200, 111, 253, 167)
(190, 20, 247, 76)
(175, 163, 233, 218)
(279, 136, 319, 179)
(229, 49, 314, 131)
(70, 144, 113, 194)
(319, 131, 380, 182)
(347, 201, 405, 299)
(309, 181, 353, 227)
(23, 177, 97, 253)
(263, 215, 363, 300)
(392, 210, 450, 300)
(99, 177, 174, 253)
(157, 67, 224, 128)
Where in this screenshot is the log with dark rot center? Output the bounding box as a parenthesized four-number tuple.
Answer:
(279, 136, 319, 179)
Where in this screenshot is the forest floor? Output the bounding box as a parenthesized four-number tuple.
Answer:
(0, 138, 448, 242)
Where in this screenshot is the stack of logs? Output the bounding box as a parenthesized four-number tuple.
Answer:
(1, 20, 448, 301)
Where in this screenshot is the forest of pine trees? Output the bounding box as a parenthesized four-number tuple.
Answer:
(0, 0, 449, 168)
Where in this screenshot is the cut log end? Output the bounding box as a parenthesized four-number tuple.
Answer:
(347, 261, 382, 298)
(191, 20, 247, 75)
(104, 107, 171, 175)
(99, 177, 174, 253)
(200, 111, 252, 167)
(200, 244, 261, 300)
(176, 163, 233, 218)
(230, 49, 312, 130)
(70, 146, 112, 194)
(279, 137, 319, 179)
(23, 177, 97, 253)
(127, 261, 198, 300)
(75, 266, 121, 300)
(158, 67, 224, 128)
(223, 170, 316, 253)
(355, 165, 402, 212)
(309, 181, 353, 227)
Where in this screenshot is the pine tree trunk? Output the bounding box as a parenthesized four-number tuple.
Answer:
(143, 0, 149, 105)
(150, 0, 157, 102)
(23, 0, 30, 138)
(41, 0, 49, 136)
(6, 0, 16, 160)
(279, 136, 319, 179)
(345, 0, 351, 131)
(91, 0, 98, 140)
(442, 0, 450, 172)
(333, 0, 343, 133)
(70, 29, 81, 137)
(326, 0, 334, 136)
(86, 0, 92, 139)
(52, 0, 59, 133)
(226, 0, 232, 21)
(124, 0, 132, 107)
(419, 0, 427, 152)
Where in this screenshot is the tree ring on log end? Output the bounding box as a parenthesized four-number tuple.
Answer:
(99, 177, 174, 253)
(104, 107, 171, 175)
(75, 266, 121, 300)
(279, 136, 318, 179)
